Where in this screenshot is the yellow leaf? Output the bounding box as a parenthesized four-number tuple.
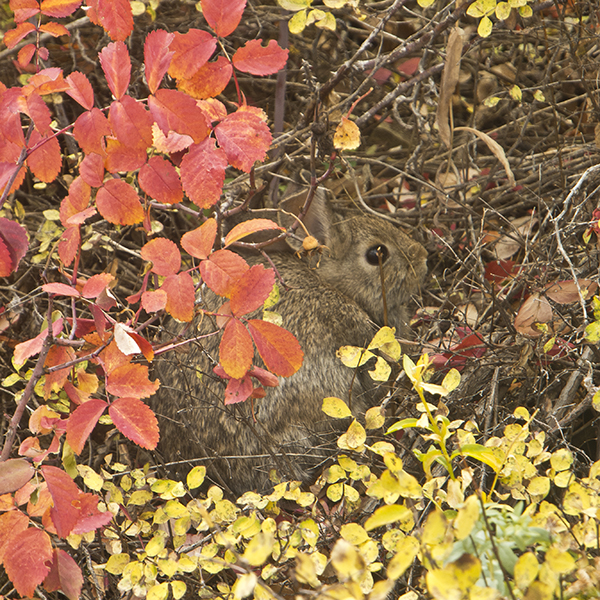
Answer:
(147, 582, 169, 600)
(295, 552, 320, 587)
(171, 580, 187, 600)
(495, 1, 511, 19)
(514, 406, 530, 421)
(187, 466, 206, 489)
(314, 10, 336, 30)
(243, 533, 275, 566)
(417, 0, 436, 6)
(328, 482, 344, 502)
(333, 116, 361, 151)
(77, 465, 104, 491)
(157, 558, 178, 578)
(365, 406, 385, 429)
(288, 8, 307, 33)
(368, 326, 401, 360)
(509, 84, 522, 102)
(340, 523, 370, 545)
(337, 345, 374, 368)
(422, 510, 447, 545)
(454, 494, 480, 540)
(232, 572, 257, 600)
(365, 505, 412, 531)
(527, 476, 550, 498)
(396, 469, 423, 499)
(323, 396, 352, 419)
(518, 4, 532, 17)
(449, 554, 481, 591)
(278, 0, 311, 9)
(386, 538, 418, 580)
(105, 553, 130, 575)
(331, 539, 366, 581)
(442, 368, 461, 393)
(477, 15, 493, 38)
(544, 547, 575, 575)
(550, 448, 573, 471)
(344, 419, 366, 449)
(426, 568, 462, 600)
(146, 534, 166, 557)
(369, 357, 392, 381)
(164, 499, 188, 519)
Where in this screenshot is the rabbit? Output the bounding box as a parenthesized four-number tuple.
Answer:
(152, 189, 427, 496)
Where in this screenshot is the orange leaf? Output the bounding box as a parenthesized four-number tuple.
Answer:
(66, 399, 107, 455)
(109, 397, 159, 450)
(98, 41, 131, 100)
(219, 318, 253, 379)
(180, 137, 227, 208)
(232, 39, 288, 76)
(177, 55, 233, 99)
(3, 22, 36, 49)
(11, 0, 40, 23)
(161, 271, 195, 322)
(141, 238, 181, 276)
(81, 273, 115, 298)
(0, 510, 28, 565)
(104, 137, 147, 173)
(95, 0, 133, 41)
(106, 363, 160, 399)
(79, 152, 104, 187)
(40, 0, 82, 18)
(144, 29, 174, 94)
(141, 289, 167, 313)
(229, 264, 275, 316)
(4, 527, 52, 597)
(224, 218, 283, 246)
(44, 548, 83, 600)
(181, 217, 217, 259)
(201, 0, 246, 37)
(248, 319, 303, 377)
(13, 318, 63, 366)
(138, 156, 183, 205)
(215, 110, 271, 172)
(96, 179, 144, 225)
(200, 248, 249, 296)
(39, 21, 70, 37)
(27, 130, 62, 183)
(60, 176, 91, 226)
(168, 29, 216, 81)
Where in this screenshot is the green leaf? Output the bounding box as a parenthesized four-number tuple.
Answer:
(386, 418, 419, 434)
(455, 443, 503, 472)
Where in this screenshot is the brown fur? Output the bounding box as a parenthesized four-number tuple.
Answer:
(152, 197, 427, 496)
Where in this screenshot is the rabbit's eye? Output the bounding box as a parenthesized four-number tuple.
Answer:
(366, 244, 389, 265)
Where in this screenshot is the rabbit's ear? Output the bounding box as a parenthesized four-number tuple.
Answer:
(279, 187, 333, 251)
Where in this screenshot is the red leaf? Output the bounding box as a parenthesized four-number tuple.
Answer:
(99, 41, 131, 99)
(108, 95, 153, 150)
(72, 107, 112, 155)
(27, 130, 62, 182)
(3, 22, 36, 49)
(232, 39, 288, 76)
(42, 282, 81, 297)
(160, 271, 195, 322)
(148, 88, 210, 143)
(144, 29, 174, 94)
(168, 29, 217, 81)
(248, 365, 279, 387)
(41, 465, 81, 538)
(11, 0, 40, 23)
(219, 318, 253, 379)
(44, 549, 83, 600)
(96, 179, 144, 225)
(230, 264, 275, 316)
(180, 137, 227, 208)
(13, 318, 63, 366)
(0, 510, 29, 565)
(4, 527, 52, 597)
(215, 110, 271, 172)
(514, 293, 553, 337)
(71, 492, 112, 534)
(197, 98, 227, 124)
(44, 344, 76, 399)
(0, 459, 34, 495)
(95, 0, 133, 41)
(201, 0, 246, 37)
(223, 374, 253, 404)
(81, 273, 115, 298)
(247, 319, 304, 377)
(224, 218, 283, 246)
(66, 399, 107, 455)
(138, 156, 183, 205)
(25, 92, 52, 135)
(200, 248, 249, 296)
(23, 67, 69, 95)
(58, 227, 80, 267)
(141, 289, 167, 313)
(60, 176, 91, 226)
(108, 398, 159, 450)
(0, 217, 28, 274)
(106, 363, 160, 399)
(181, 218, 217, 259)
(79, 152, 105, 187)
(178, 55, 233, 99)
(40, 0, 82, 18)
(141, 238, 181, 276)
